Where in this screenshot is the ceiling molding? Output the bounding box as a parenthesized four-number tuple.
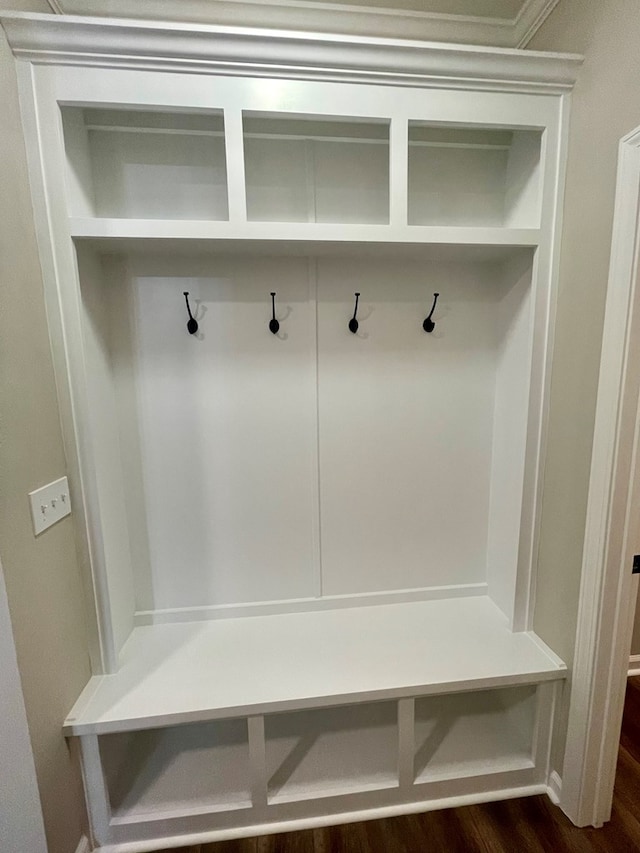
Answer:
(514, 0, 560, 48)
(48, 0, 561, 48)
(0, 12, 582, 93)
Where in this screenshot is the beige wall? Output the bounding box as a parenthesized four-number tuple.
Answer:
(527, 1, 640, 759)
(0, 2, 91, 851)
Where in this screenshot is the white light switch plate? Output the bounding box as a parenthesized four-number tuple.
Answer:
(29, 477, 71, 535)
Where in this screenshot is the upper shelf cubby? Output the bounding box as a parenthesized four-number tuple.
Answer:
(243, 114, 390, 225)
(61, 108, 229, 220)
(408, 124, 542, 228)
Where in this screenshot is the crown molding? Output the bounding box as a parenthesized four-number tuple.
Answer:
(47, 0, 559, 48)
(514, 0, 560, 48)
(0, 12, 581, 93)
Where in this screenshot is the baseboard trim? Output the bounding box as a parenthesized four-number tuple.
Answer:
(628, 654, 640, 676)
(93, 783, 547, 852)
(547, 770, 562, 804)
(75, 836, 91, 853)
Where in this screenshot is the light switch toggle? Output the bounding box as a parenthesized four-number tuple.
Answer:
(29, 477, 71, 536)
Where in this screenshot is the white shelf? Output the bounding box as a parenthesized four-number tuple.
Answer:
(69, 217, 541, 249)
(65, 596, 565, 735)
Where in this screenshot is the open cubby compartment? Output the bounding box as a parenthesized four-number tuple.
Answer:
(99, 718, 251, 821)
(74, 242, 536, 661)
(265, 702, 398, 804)
(408, 124, 542, 228)
(413, 685, 537, 784)
(61, 107, 229, 220)
(243, 114, 390, 224)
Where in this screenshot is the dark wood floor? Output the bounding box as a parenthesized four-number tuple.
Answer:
(161, 678, 640, 852)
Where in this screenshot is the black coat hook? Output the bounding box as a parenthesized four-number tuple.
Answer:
(349, 292, 361, 334)
(183, 291, 198, 335)
(269, 292, 280, 335)
(423, 292, 440, 333)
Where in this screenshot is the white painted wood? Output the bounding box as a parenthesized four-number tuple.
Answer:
(64, 597, 565, 735)
(0, 557, 48, 853)
(547, 769, 562, 805)
(133, 583, 488, 624)
(0, 12, 581, 87)
(244, 117, 389, 225)
(397, 697, 415, 790)
(100, 720, 252, 821)
(628, 654, 640, 677)
(88, 783, 550, 852)
(413, 686, 536, 783)
(561, 126, 640, 827)
(70, 219, 542, 247)
(248, 716, 268, 809)
(224, 109, 247, 223)
(264, 703, 398, 802)
(80, 733, 112, 845)
(486, 253, 533, 621)
(408, 126, 541, 228)
(316, 254, 531, 596)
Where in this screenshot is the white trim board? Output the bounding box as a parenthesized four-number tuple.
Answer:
(0, 12, 582, 93)
(75, 836, 91, 853)
(92, 783, 550, 853)
(560, 126, 640, 827)
(49, 0, 560, 49)
(628, 655, 640, 677)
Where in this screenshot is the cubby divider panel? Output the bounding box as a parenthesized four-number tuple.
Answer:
(100, 719, 252, 820)
(265, 702, 398, 804)
(243, 115, 390, 225)
(62, 108, 229, 220)
(413, 686, 536, 785)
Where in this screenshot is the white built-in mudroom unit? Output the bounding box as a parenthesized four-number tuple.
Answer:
(1, 12, 582, 852)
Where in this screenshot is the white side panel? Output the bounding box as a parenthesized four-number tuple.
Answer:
(504, 131, 542, 228)
(486, 255, 534, 621)
(77, 246, 136, 657)
(317, 257, 497, 595)
(125, 254, 317, 609)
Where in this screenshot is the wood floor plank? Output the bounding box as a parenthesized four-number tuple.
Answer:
(158, 678, 640, 853)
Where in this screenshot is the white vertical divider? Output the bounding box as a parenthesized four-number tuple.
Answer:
(248, 715, 268, 808)
(79, 734, 111, 844)
(389, 118, 409, 227)
(309, 257, 322, 598)
(398, 697, 415, 790)
(305, 139, 317, 223)
(531, 682, 556, 782)
(224, 108, 247, 222)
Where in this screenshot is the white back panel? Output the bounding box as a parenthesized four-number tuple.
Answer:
(126, 255, 317, 610)
(316, 257, 499, 595)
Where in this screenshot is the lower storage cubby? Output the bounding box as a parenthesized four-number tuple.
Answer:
(413, 686, 536, 784)
(265, 702, 398, 804)
(100, 719, 252, 820)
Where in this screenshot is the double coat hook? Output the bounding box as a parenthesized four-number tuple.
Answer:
(423, 292, 439, 333)
(349, 292, 361, 334)
(269, 292, 280, 335)
(183, 292, 198, 335)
